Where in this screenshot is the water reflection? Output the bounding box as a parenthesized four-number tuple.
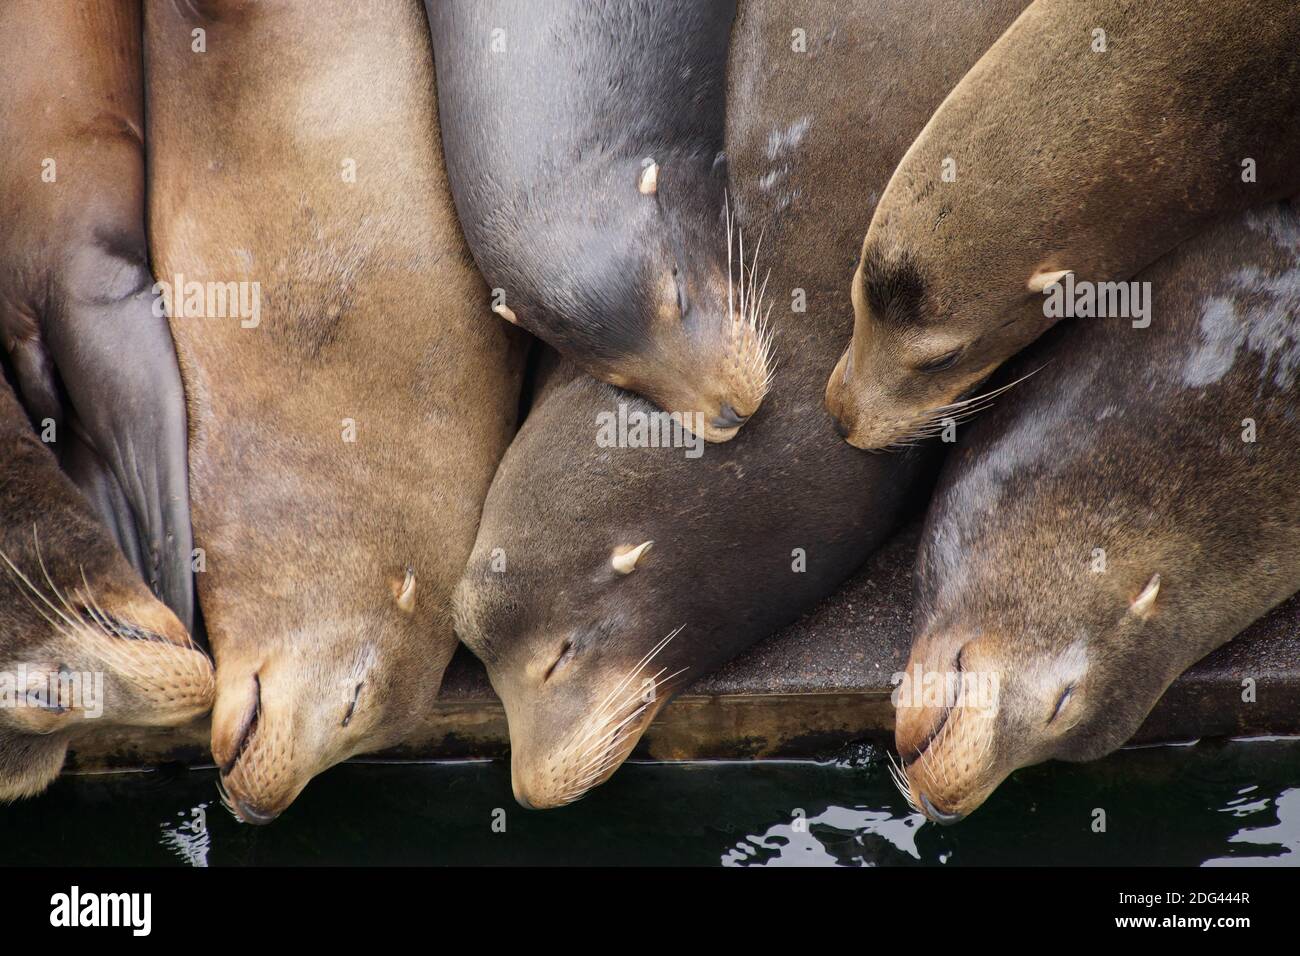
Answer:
(0, 738, 1294, 866)
(159, 803, 213, 867)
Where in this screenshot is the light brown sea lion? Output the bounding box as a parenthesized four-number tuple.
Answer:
(825, 0, 1300, 449)
(894, 204, 1300, 823)
(451, 0, 1029, 810)
(0, 0, 194, 628)
(0, 375, 213, 802)
(145, 0, 523, 822)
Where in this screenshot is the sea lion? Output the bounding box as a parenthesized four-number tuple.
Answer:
(0, 373, 213, 802)
(428, 0, 772, 443)
(825, 0, 1300, 449)
(0, 0, 194, 628)
(145, 0, 523, 822)
(894, 204, 1300, 823)
(452, 0, 1029, 810)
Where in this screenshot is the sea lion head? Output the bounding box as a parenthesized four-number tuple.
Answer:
(824, 235, 1054, 451)
(503, 154, 773, 443)
(204, 476, 457, 825)
(0, 432, 214, 802)
(451, 375, 723, 809)
(894, 563, 1180, 823)
(454, 527, 689, 810)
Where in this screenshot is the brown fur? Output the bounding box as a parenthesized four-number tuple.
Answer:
(896, 205, 1300, 821)
(144, 0, 524, 822)
(0, 376, 213, 802)
(452, 0, 1028, 810)
(826, 0, 1300, 449)
(0, 0, 195, 626)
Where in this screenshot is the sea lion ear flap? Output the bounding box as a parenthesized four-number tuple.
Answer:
(1027, 268, 1072, 293)
(1129, 573, 1161, 620)
(395, 568, 417, 614)
(638, 159, 659, 196)
(611, 540, 653, 575)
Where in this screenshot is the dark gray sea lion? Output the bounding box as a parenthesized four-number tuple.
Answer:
(428, 0, 772, 443)
(0, 0, 194, 628)
(895, 204, 1300, 823)
(452, 0, 1030, 810)
(826, 0, 1300, 449)
(145, 0, 524, 822)
(0, 374, 213, 802)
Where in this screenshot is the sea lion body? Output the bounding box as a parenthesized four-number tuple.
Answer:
(896, 205, 1300, 822)
(429, 0, 771, 442)
(452, 0, 1029, 810)
(0, 376, 213, 802)
(145, 0, 523, 822)
(826, 0, 1300, 449)
(0, 0, 194, 627)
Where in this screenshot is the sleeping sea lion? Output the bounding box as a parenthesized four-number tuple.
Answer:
(825, 0, 1300, 449)
(0, 373, 213, 802)
(895, 204, 1300, 823)
(144, 0, 523, 822)
(0, 0, 194, 627)
(452, 0, 1030, 810)
(428, 0, 772, 442)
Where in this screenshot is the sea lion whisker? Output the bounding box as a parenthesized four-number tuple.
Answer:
(1, 555, 70, 637)
(2, 537, 84, 635)
(569, 704, 650, 787)
(570, 675, 665, 763)
(77, 568, 126, 641)
(583, 625, 683, 730)
(33, 528, 88, 633)
(891, 363, 1051, 447)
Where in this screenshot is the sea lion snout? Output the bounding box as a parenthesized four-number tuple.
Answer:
(0, 545, 214, 801)
(209, 632, 434, 824)
(495, 628, 685, 810)
(712, 404, 749, 430)
(892, 633, 1012, 823)
(211, 654, 337, 824)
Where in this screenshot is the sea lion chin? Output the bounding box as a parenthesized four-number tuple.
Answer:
(428, 0, 772, 440)
(826, 0, 1300, 450)
(894, 205, 1300, 823)
(0, 377, 213, 803)
(145, 0, 523, 822)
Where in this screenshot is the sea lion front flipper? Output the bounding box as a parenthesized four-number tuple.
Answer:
(44, 247, 196, 633)
(60, 429, 148, 582)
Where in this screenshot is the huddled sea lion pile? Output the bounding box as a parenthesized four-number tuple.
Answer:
(0, 0, 1296, 826)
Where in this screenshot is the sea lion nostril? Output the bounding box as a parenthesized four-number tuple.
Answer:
(712, 404, 748, 429)
(832, 416, 851, 438)
(233, 798, 281, 826)
(919, 793, 964, 825)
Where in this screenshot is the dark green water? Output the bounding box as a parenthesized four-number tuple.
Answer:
(3, 737, 1297, 866)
